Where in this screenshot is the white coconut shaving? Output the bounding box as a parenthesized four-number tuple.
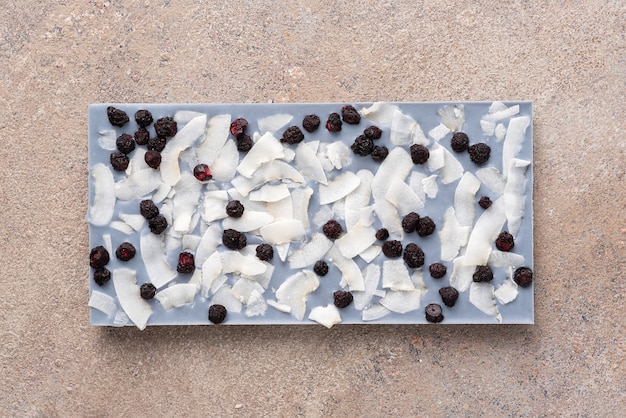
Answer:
(288, 233, 333, 269)
(504, 159, 530, 237)
(112, 268, 152, 330)
(140, 232, 177, 289)
(359, 102, 400, 125)
(437, 104, 465, 132)
(428, 123, 451, 141)
(257, 113, 293, 134)
(308, 304, 342, 328)
(211, 285, 242, 314)
(275, 270, 319, 320)
(475, 166, 506, 194)
(222, 210, 274, 232)
(335, 221, 377, 259)
(160, 114, 207, 186)
(380, 289, 423, 314)
(294, 142, 327, 185)
(245, 290, 268, 317)
(88, 163, 116, 226)
(449, 256, 475, 293)
(326, 245, 365, 291)
(210, 139, 239, 182)
(454, 171, 481, 228)
(89, 290, 118, 317)
(385, 178, 424, 215)
(237, 132, 284, 178)
(344, 169, 374, 230)
(469, 282, 502, 323)
(318, 171, 361, 205)
(115, 169, 162, 201)
(196, 114, 230, 166)
(464, 196, 506, 266)
(259, 220, 306, 245)
(382, 259, 415, 291)
(362, 304, 391, 321)
(352, 264, 381, 310)
(172, 173, 202, 234)
(97, 130, 117, 150)
(502, 116, 530, 178)
(155, 283, 199, 310)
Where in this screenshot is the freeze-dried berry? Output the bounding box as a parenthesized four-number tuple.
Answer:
(147, 136, 166, 152)
(140, 199, 159, 219)
(93, 268, 111, 286)
(403, 243, 425, 268)
(473, 265, 494, 282)
(322, 219, 343, 240)
(451, 132, 469, 153)
(134, 127, 150, 146)
(177, 252, 195, 274)
(478, 196, 493, 209)
(495, 231, 515, 252)
(402, 212, 420, 233)
(140, 283, 156, 300)
(116, 242, 136, 261)
(110, 152, 129, 171)
(350, 135, 374, 156)
(255, 244, 274, 261)
(468, 143, 491, 165)
(371, 145, 389, 162)
(341, 105, 361, 124)
(417, 216, 436, 237)
(208, 304, 227, 324)
(382, 240, 403, 258)
(425, 303, 444, 323)
(222, 229, 246, 250)
(313, 260, 329, 276)
(375, 228, 389, 241)
(134, 109, 153, 127)
(325, 112, 342, 132)
(90, 246, 110, 269)
(154, 116, 177, 137)
(333, 290, 354, 308)
(513, 267, 533, 288)
(439, 287, 459, 307)
(144, 150, 161, 169)
(107, 106, 129, 127)
(302, 114, 321, 132)
(226, 200, 245, 218)
(429, 263, 447, 279)
(364, 125, 382, 140)
(410, 144, 430, 164)
(230, 118, 248, 138)
(116, 133, 135, 154)
(148, 215, 168, 234)
(236, 134, 253, 152)
(193, 164, 212, 181)
(281, 126, 305, 145)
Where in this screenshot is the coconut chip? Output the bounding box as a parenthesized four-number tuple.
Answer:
(275, 270, 319, 320)
(140, 231, 177, 289)
(439, 207, 471, 261)
(196, 114, 231, 167)
(211, 285, 242, 313)
(437, 104, 465, 132)
(454, 171, 481, 228)
(97, 130, 117, 150)
(359, 102, 400, 126)
(494, 272, 519, 305)
(89, 290, 118, 317)
(385, 178, 424, 215)
(112, 268, 152, 330)
(380, 289, 423, 314)
(318, 171, 361, 205)
(475, 167, 506, 195)
(502, 116, 530, 178)
(352, 264, 381, 310)
(245, 290, 267, 317)
(428, 123, 451, 141)
(464, 196, 506, 266)
(469, 282, 502, 323)
(326, 245, 365, 291)
(382, 259, 415, 291)
(335, 221, 377, 259)
(160, 114, 207, 186)
(172, 173, 202, 234)
(115, 168, 162, 201)
(308, 304, 342, 328)
(210, 139, 239, 182)
(237, 132, 284, 178)
(449, 256, 475, 293)
(155, 283, 199, 310)
(362, 304, 391, 321)
(294, 142, 327, 185)
(257, 113, 293, 134)
(504, 159, 530, 237)
(288, 233, 333, 269)
(88, 164, 116, 226)
(260, 220, 306, 245)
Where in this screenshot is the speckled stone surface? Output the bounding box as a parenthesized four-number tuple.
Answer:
(0, 1, 624, 416)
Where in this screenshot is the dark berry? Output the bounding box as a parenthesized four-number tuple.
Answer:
(439, 287, 459, 307)
(473, 265, 494, 282)
(147, 136, 166, 152)
(429, 263, 447, 279)
(222, 229, 247, 250)
(140, 283, 156, 300)
(116, 242, 136, 261)
(140, 200, 159, 219)
(350, 135, 374, 156)
(255, 244, 274, 261)
(230, 118, 248, 138)
(208, 304, 227, 324)
(134, 109, 153, 127)
(302, 114, 321, 132)
(281, 126, 305, 145)
(144, 150, 162, 169)
(110, 152, 129, 171)
(154, 116, 177, 137)
(382, 240, 403, 258)
(363, 125, 382, 140)
(402, 212, 420, 233)
(93, 268, 111, 286)
(236, 134, 253, 152)
(193, 164, 212, 181)
(134, 127, 150, 146)
(403, 243, 425, 268)
(116, 133, 135, 154)
(495, 231, 515, 251)
(410, 144, 430, 164)
(375, 228, 389, 241)
(107, 106, 129, 127)
(468, 143, 491, 165)
(322, 219, 343, 240)
(333, 290, 354, 308)
(371, 146, 389, 162)
(226, 200, 245, 218)
(417, 216, 436, 237)
(478, 196, 493, 209)
(341, 105, 361, 124)
(425, 303, 444, 323)
(325, 112, 342, 132)
(313, 260, 329, 276)
(148, 215, 168, 234)
(89, 246, 110, 269)
(513, 267, 533, 288)
(451, 132, 469, 153)
(177, 252, 195, 274)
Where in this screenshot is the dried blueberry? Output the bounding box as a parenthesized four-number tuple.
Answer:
(333, 290, 354, 308)
(116, 242, 136, 261)
(323, 219, 343, 240)
(281, 126, 305, 145)
(403, 243, 425, 268)
(402, 212, 420, 233)
(222, 229, 246, 250)
(341, 105, 361, 124)
(140, 283, 156, 300)
(473, 265, 494, 282)
(144, 150, 161, 169)
(468, 143, 491, 165)
(107, 106, 129, 127)
(417, 216, 436, 237)
(382, 240, 403, 258)
(134, 127, 150, 146)
(495, 231, 515, 252)
(134, 109, 153, 127)
(325, 112, 342, 132)
(439, 287, 459, 307)
(148, 215, 168, 234)
(230, 118, 248, 138)
(90, 246, 110, 269)
(302, 114, 321, 132)
(193, 164, 212, 181)
(177, 252, 195, 274)
(255, 244, 274, 261)
(93, 268, 111, 286)
(236, 134, 253, 152)
(513, 267, 533, 288)
(425, 303, 444, 323)
(451, 132, 469, 153)
(429, 263, 447, 279)
(371, 146, 389, 162)
(375, 228, 389, 241)
(110, 152, 129, 171)
(350, 135, 374, 156)
(140, 200, 159, 219)
(313, 260, 329, 276)
(116, 133, 135, 154)
(410, 144, 430, 164)
(478, 196, 493, 209)
(208, 304, 227, 324)
(226, 200, 244, 218)
(364, 125, 383, 140)
(147, 136, 166, 152)
(154, 116, 177, 137)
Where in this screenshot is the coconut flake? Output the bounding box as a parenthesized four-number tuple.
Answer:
(112, 268, 152, 330)
(475, 167, 506, 194)
(182, 234, 201, 251)
(426, 143, 445, 171)
(483, 104, 520, 122)
(469, 282, 502, 323)
(152, 182, 171, 204)
(160, 114, 207, 186)
(221, 252, 267, 277)
(257, 113, 293, 134)
(172, 173, 202, 234)
(438, 145, 465, 184)
(195, 224, 221, 266)
(203, 190, 229, 223)
(495, 123, 507, 141)
(266, 195, 293, 221)
(352, 264, 380, 310)
(155, 283, 199, 310)
(313, 206, 335, 228)
(267, 299, 292, 314)
(504, 159, 530, 237)
(210, 139, 239, 182)
(174, 110, 204, 125)
(249, 183, 291, 203)
(359, 102, 400, 125)
(237, 132, 284, 178)
(464, 196, 506, 266)
(222, 210, 274, 232)
(211, 285, 243, 314)
(89, 290, 118, 316)
(308, 304, 342, 328)
(275, 243, 290, 263)
(323, 142, 352, 171)
(112, 310, 129, 327)
(454, 172, 481, 228)
(362, 304, 391, 321)
(98, 130, 117, 150)
(488, 250, 525, 268)
(245, 290, 268, 317)
(110, 221, 134, 234)
(449, 256, 475, 292)
(335, 222, 377, 259)
(439, 207, 471, 261)
(231, 278, 265, 304)
(140, 232, 177, 289)
(88, 164, 116, 226)
(326, 245, 365, 291)
(344, 169, 374, 230)
(380, 289, 423, 313)
(408, 172, 427, 202)
(260, 220, 306, 244)
(294, 142, 327, 185)
(232, 160, 305, 196)
(115, 169, 162, 200)
(196, 114, 231, 167)
(359, 245, 381, 263)
(494, 274, 519, 305)
(390, 109, 417, 145)
(422, 175, 439, 198)
(502, 116, 530, 177)
(318, 171, 361, 205)
(437, 104, 465, 132)
(291, 187, 313, 228)
(102, 234, 113, 255)
(480, 119, 496, 136)
(288, 233, 333, 269)
(385, 178, 424, 215)
(382, 259, 415, 291)
(118, 213, 145, 232)
(275, 270, 319, 320)
(201, 251, 223, 297)
(428, 123, 451, 141)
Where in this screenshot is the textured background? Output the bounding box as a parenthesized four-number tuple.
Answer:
(1, 0, 624, 416)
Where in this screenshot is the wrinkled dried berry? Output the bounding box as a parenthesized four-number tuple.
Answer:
(375, 228, 389, 241)
(140, 283, 156, 300)
(425, 303, 444, 323)
(154, 116, 177, 137)
(226, 200, 245, 218)
(177, 252, 195, 274)
(255, 244, 274, 261)
(93, 268, 111, 286)
(473, 265, 494, 282)
(478, 196, 493, 209)
(148, 215, 168, 234)
(107, 106, 129, 127)
(403, 243, 425, 268)
(326, 112, 342, 132)
(281, 126, 305, 145)
(110, 152, 129, 171)
(116, 133, 135, 154)
(144, 150, 161, 169)
(116, 242, 136, 261)
(147, 136, 166, 152)
(451, 132, 469, 153)
(429, 263, 447, 279)
(208, 304, 227, 324)
(402, 212, 420, 233)
(236, 134, 253, 152)
(193, 164, 212, 181)
(382, 240, 403, 258)
(140, 200, 159, 219)
(468, 143, 491, 165)
(410, 144, 430, 164)
(350, 135, 374, 156)
(230, 118, 248, 138)
(495, 231, 515, 251)
(341, 105, 361, 124)
(134, 109, 153, 127)
(222, 229, 246, 250)
(439, 287, 459, 307)
(302, 114, 321, 132)
(134, 127, 150, 146)
(513, 267, 533, 288)
(417, 216, 436, 237)
(364, 125, 383, 140)
(323, 219, 343, 240)
(90, 246, 110, 269)
(333, 290, 354, 308)
(313, 260, 329, 276)
(371, 145, 389, 162)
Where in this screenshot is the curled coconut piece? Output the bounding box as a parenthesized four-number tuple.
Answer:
(88, 163, 115, 226)
(112, 268, 152, 330)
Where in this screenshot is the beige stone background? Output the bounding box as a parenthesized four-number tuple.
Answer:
(0, 0, 624, 416)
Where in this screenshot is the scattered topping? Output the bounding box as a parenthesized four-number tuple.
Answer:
(478, 196, 493, 209)
(134, 127, 150, 145)
(302, 114, 321, 132)
(275, 270, 319, 320)
(473, 265, 494, 283)
(450, 132, 469, 153)
(112, 268, 152, 330)
(363, 125, 383, 140)
(325, 112, 342, 132)
(309, 304, 342, 328)
(322, 219, 343, 240)
(208, 304, 228, 324)
(116, 242, 136, 261)
(429, 263, 447, 279)
(513, 267, 533, 288)
(437, 104, 465, 132)
(382, 240, 403, 258)
(144, 150, 161, 169)
(93, 267, 111, 286)
(230, 118, 248, 138)
(469, 282, 502, 323)
(468, 143, 491, 165)
(439, 287, 459, 307)
(281, 126, 305, 144)
(371, 146, 389, 162)
(107, 106, 129, 127)
(403, 243, 425, 268)
(222, 229, 247, 250)
(416, 216, 436, 237)
(90, 246, 110, 268)
(375, 228, 389, 241)
(313, 260, 329, 276)
(226, 200, 245, 218)
(351, 135, 374, 156)
(147, 136, 166, 152)
(148, 215, 168, 234)
(88, 164, 116, 226)
(88, 290, 117, 316)
(236, 134, 253, 152)
(134, 109, 153, 127)
(425, 303, 444, 323)
(116, 134, 135, 155)
(140, 200, 159, 219)
(333, 290, 354, 308)
(402, 212, 420, 233)
(177, 252, 196, 274)
(255, 244, 274, 261)
(140, 283, 157, 300)
(110, 152, 130, 171)
(495, 231, 515, 251)
(410, 144, 430, 164)
(154, 116, 177, 137)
